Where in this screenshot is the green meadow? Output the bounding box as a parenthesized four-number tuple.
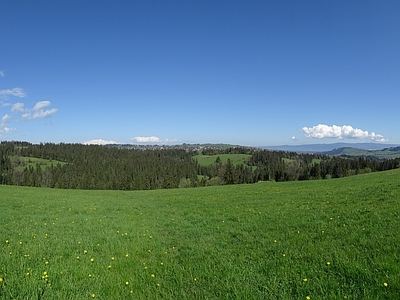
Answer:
(1, 169, 399, 299)
(193, 153, 251, 166)
(13, 156, 67, 172)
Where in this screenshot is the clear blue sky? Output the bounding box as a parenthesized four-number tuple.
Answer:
(1, 1, 399, 146)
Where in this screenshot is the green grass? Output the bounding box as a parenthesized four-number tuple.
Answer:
(193, 153, 251, 166)
(1, 169, 400, 299)
(14, 156, 67, 171)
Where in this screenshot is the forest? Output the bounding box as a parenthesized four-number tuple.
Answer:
(0, 141, 399, 190)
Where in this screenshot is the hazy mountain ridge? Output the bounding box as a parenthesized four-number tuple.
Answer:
(261, 142, 399, 153)
(322, 146, 400, 159)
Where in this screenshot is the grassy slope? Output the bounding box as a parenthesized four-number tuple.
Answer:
(14, 156, 67, 171)
(1, 170, 399, 299)
(193, 153, 251, 166)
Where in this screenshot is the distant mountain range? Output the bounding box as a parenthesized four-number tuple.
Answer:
(261, 142, 400, 153)
(321, 146, 400, 159)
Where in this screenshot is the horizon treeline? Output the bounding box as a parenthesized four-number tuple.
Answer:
(0, 141, 399, 190)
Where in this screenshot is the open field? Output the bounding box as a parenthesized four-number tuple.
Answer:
(193, 153, 251, 166)
(1, 169, 399, 299)
(13, 156, 67, 172)
(22, 157, 67, 168)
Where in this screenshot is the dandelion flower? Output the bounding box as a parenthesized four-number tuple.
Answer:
(108, 265, 112, 269)
(91, 293, 95, 298)
(327, 261, 331, 265)
(5, 240, 9, 244)
(0, 277, 3, 283)
(84, 250, 88, 254)
(306, 296, 311, 300)
(384, 282, 388, 287)
(151, 274, 155, 278)
(303, 278, 308, 282)
(111, 256, 115, 261)
(125, 281, 129, 286)
(19, 241, 23, 245)
(90, 258, 94, 262)
(125, 253, 129, 257)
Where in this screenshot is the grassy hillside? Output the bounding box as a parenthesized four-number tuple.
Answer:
(193, 153, 251, 166)
(14, 156, 67, 171)
(1, 170, 399, 299)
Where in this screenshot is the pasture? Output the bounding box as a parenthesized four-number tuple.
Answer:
(1, 169, 399, 299)
(193, 153, 251, 166)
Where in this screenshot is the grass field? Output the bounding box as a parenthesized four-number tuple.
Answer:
(1, 169, 399, 299)
(193, 153, 251, 166)
(14, 156, 67, 171)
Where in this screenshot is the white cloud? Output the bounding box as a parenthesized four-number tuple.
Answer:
(165, 138, 178, 143)
(0, 70, 4, 77)
(301, 124, 388, 142)
(33, 100, 51, 111)
(2, 114, 11, 124)
(131, 136, 178, 144)
(0, 87, 26, 99)
(0, 114, 15, 134)
(22, 101, 58, 120)
(132, 136, 162, 143)
(83, 139, 118, 145)
(11, 102, 25, 112)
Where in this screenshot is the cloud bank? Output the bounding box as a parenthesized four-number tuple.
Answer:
(83, 139, 118, 145)
(132, 136, 178, 144)
(132, 136, 162, 143)
(302, 124, 387, 142)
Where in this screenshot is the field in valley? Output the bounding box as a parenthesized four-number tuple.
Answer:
(193, 153, 251, 166)
(1, 169, 399, 299)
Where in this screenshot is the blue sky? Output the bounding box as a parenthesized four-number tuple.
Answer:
(1, 1, 399, 146)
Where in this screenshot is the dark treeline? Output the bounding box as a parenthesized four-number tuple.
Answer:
(198, 148, 400, 184)
(0, 142, 198, 190)
(0, 141, 399, 190)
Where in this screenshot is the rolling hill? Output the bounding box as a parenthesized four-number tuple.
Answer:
(1, 169, 399, 298)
